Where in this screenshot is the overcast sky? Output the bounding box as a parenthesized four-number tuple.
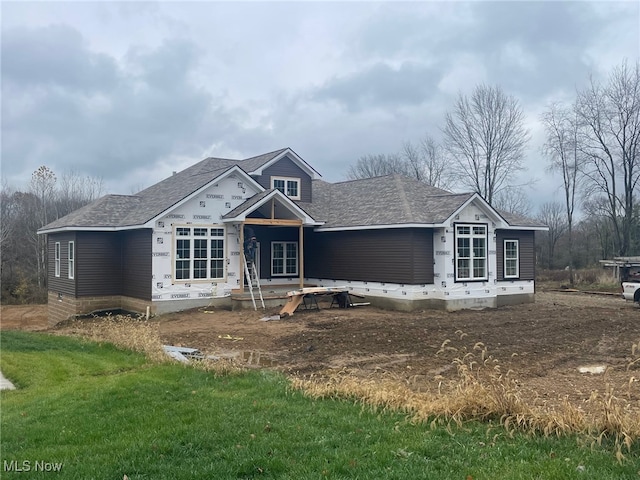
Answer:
(2, 1, 639, 210)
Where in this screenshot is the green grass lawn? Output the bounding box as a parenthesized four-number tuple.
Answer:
(1, 331, 638, 479)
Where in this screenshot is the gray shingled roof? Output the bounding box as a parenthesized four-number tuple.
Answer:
(298, 175, 474, 229)
(39, 194, 143, 230)
(498, 210, 547, 228)
(39, 149, 545, 233)
(222, 190, 275, 219)
(39, 148, 302, 232)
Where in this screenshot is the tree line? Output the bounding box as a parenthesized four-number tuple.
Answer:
(348, 60, 640, 281)
(1, 167, 103, 303)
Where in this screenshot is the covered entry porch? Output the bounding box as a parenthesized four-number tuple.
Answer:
(222, 189, 321, 307)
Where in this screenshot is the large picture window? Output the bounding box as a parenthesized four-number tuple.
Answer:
(455, 224, 487, 281)
(174, 226, 225, 281)
(504, 239, 519, 278)
(271, 241, 298, 276)
(271, 176, 301, 200)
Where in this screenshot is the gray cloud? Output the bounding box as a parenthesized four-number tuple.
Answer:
(1, 25, 247, 189)
(2, 24, 118, 92)
(312, 61, 439, 112)
(1, 1, 638, 207)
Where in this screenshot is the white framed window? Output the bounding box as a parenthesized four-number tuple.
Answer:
(455, 224, 487, 281)
(504, 239, 519, 279)
(54, 242, 61, 277)
(68, 241, 75, 279)
(271, 241, 298, 276)
(271, 176, 300, 200)
(174, 226, 225, 281)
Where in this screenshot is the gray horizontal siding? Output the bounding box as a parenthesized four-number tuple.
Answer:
(496, 230, 535, 281)
(253, 155, 312, 203)
(121, 230, 152, 300)
(76, 232, 123, 296)
(48, 232, 77, 296)
(74, 229, 152, 298)
(305, 228, 434, 284)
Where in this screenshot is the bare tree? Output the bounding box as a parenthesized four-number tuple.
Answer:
(400, 136, 453, 189)
(541, 102, 583, 284)
(575, 59, 640, 256)
(346, 153, 408, 179)
(0, 180, 16, 249)
(493, 189, 532, 217)
(56, 170, 104, 218)
(442, 84, 530, 205)
(347, 154, 407, 180)
(29, 166, 57, 288)
(581, 198, 618, 260)
(537, 201, 568, 269)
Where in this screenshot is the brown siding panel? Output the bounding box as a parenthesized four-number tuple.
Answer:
(76, 232, 123, 296)
(48, 232, 77, 296)
(254, 156, 312, 202)
(496, 230, 535, 281)
(305, 228, 434, 284)
(121, 230, 152, 300)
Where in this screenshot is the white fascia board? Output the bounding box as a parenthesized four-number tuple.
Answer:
(37, 225, 146, 234)
(447, 193, 507, 226)
(315, 223, 444, 232)
(146, 166, 265, 226)
(223, 189, 323, 225)
(251, 148, 321, 179)
(500, 224, 549, 231)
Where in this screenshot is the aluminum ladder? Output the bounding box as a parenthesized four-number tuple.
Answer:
(243, 257, 265, 310)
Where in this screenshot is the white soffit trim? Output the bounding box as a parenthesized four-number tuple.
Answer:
(38, 225, 147, 234)
(315, 223, 446, 232)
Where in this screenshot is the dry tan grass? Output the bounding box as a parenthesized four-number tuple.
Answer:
(290, 337, 640, 459)
(60, 315, 640, 457)
(63, 314, 242, 375)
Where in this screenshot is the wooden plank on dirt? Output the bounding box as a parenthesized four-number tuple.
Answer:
(279, 294, 305, 317)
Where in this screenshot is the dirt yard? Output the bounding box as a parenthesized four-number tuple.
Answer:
(2, 292, 639, 408)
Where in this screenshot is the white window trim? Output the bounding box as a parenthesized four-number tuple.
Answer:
(504, 239, 519, 279)
(68, 241, 75, 280)
(172, 225, 226, 283)
(271, 241, 298, 277)
(271, 176, 301, 200)
(54, 242, 61, 277)
(455, 223, 488, 282)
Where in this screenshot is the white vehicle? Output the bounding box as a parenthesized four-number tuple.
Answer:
(622, 280, 640, 303)
(601, 258, 640, 304)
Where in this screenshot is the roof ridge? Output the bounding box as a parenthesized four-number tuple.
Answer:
(241, 147, 288, 162)
(328, 174, 397, 186)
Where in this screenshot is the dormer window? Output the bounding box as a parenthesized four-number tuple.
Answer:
(272, 176, 300, 200)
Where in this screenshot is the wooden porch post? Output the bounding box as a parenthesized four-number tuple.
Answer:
(299, 224, 304, 288)
(239, 222, 245, 292)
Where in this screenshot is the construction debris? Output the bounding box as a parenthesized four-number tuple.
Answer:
(163, 345, 205, 363)
(217, 334, 244, 341)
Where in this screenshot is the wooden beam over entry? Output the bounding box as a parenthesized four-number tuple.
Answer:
(244, 218, 302, 226)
